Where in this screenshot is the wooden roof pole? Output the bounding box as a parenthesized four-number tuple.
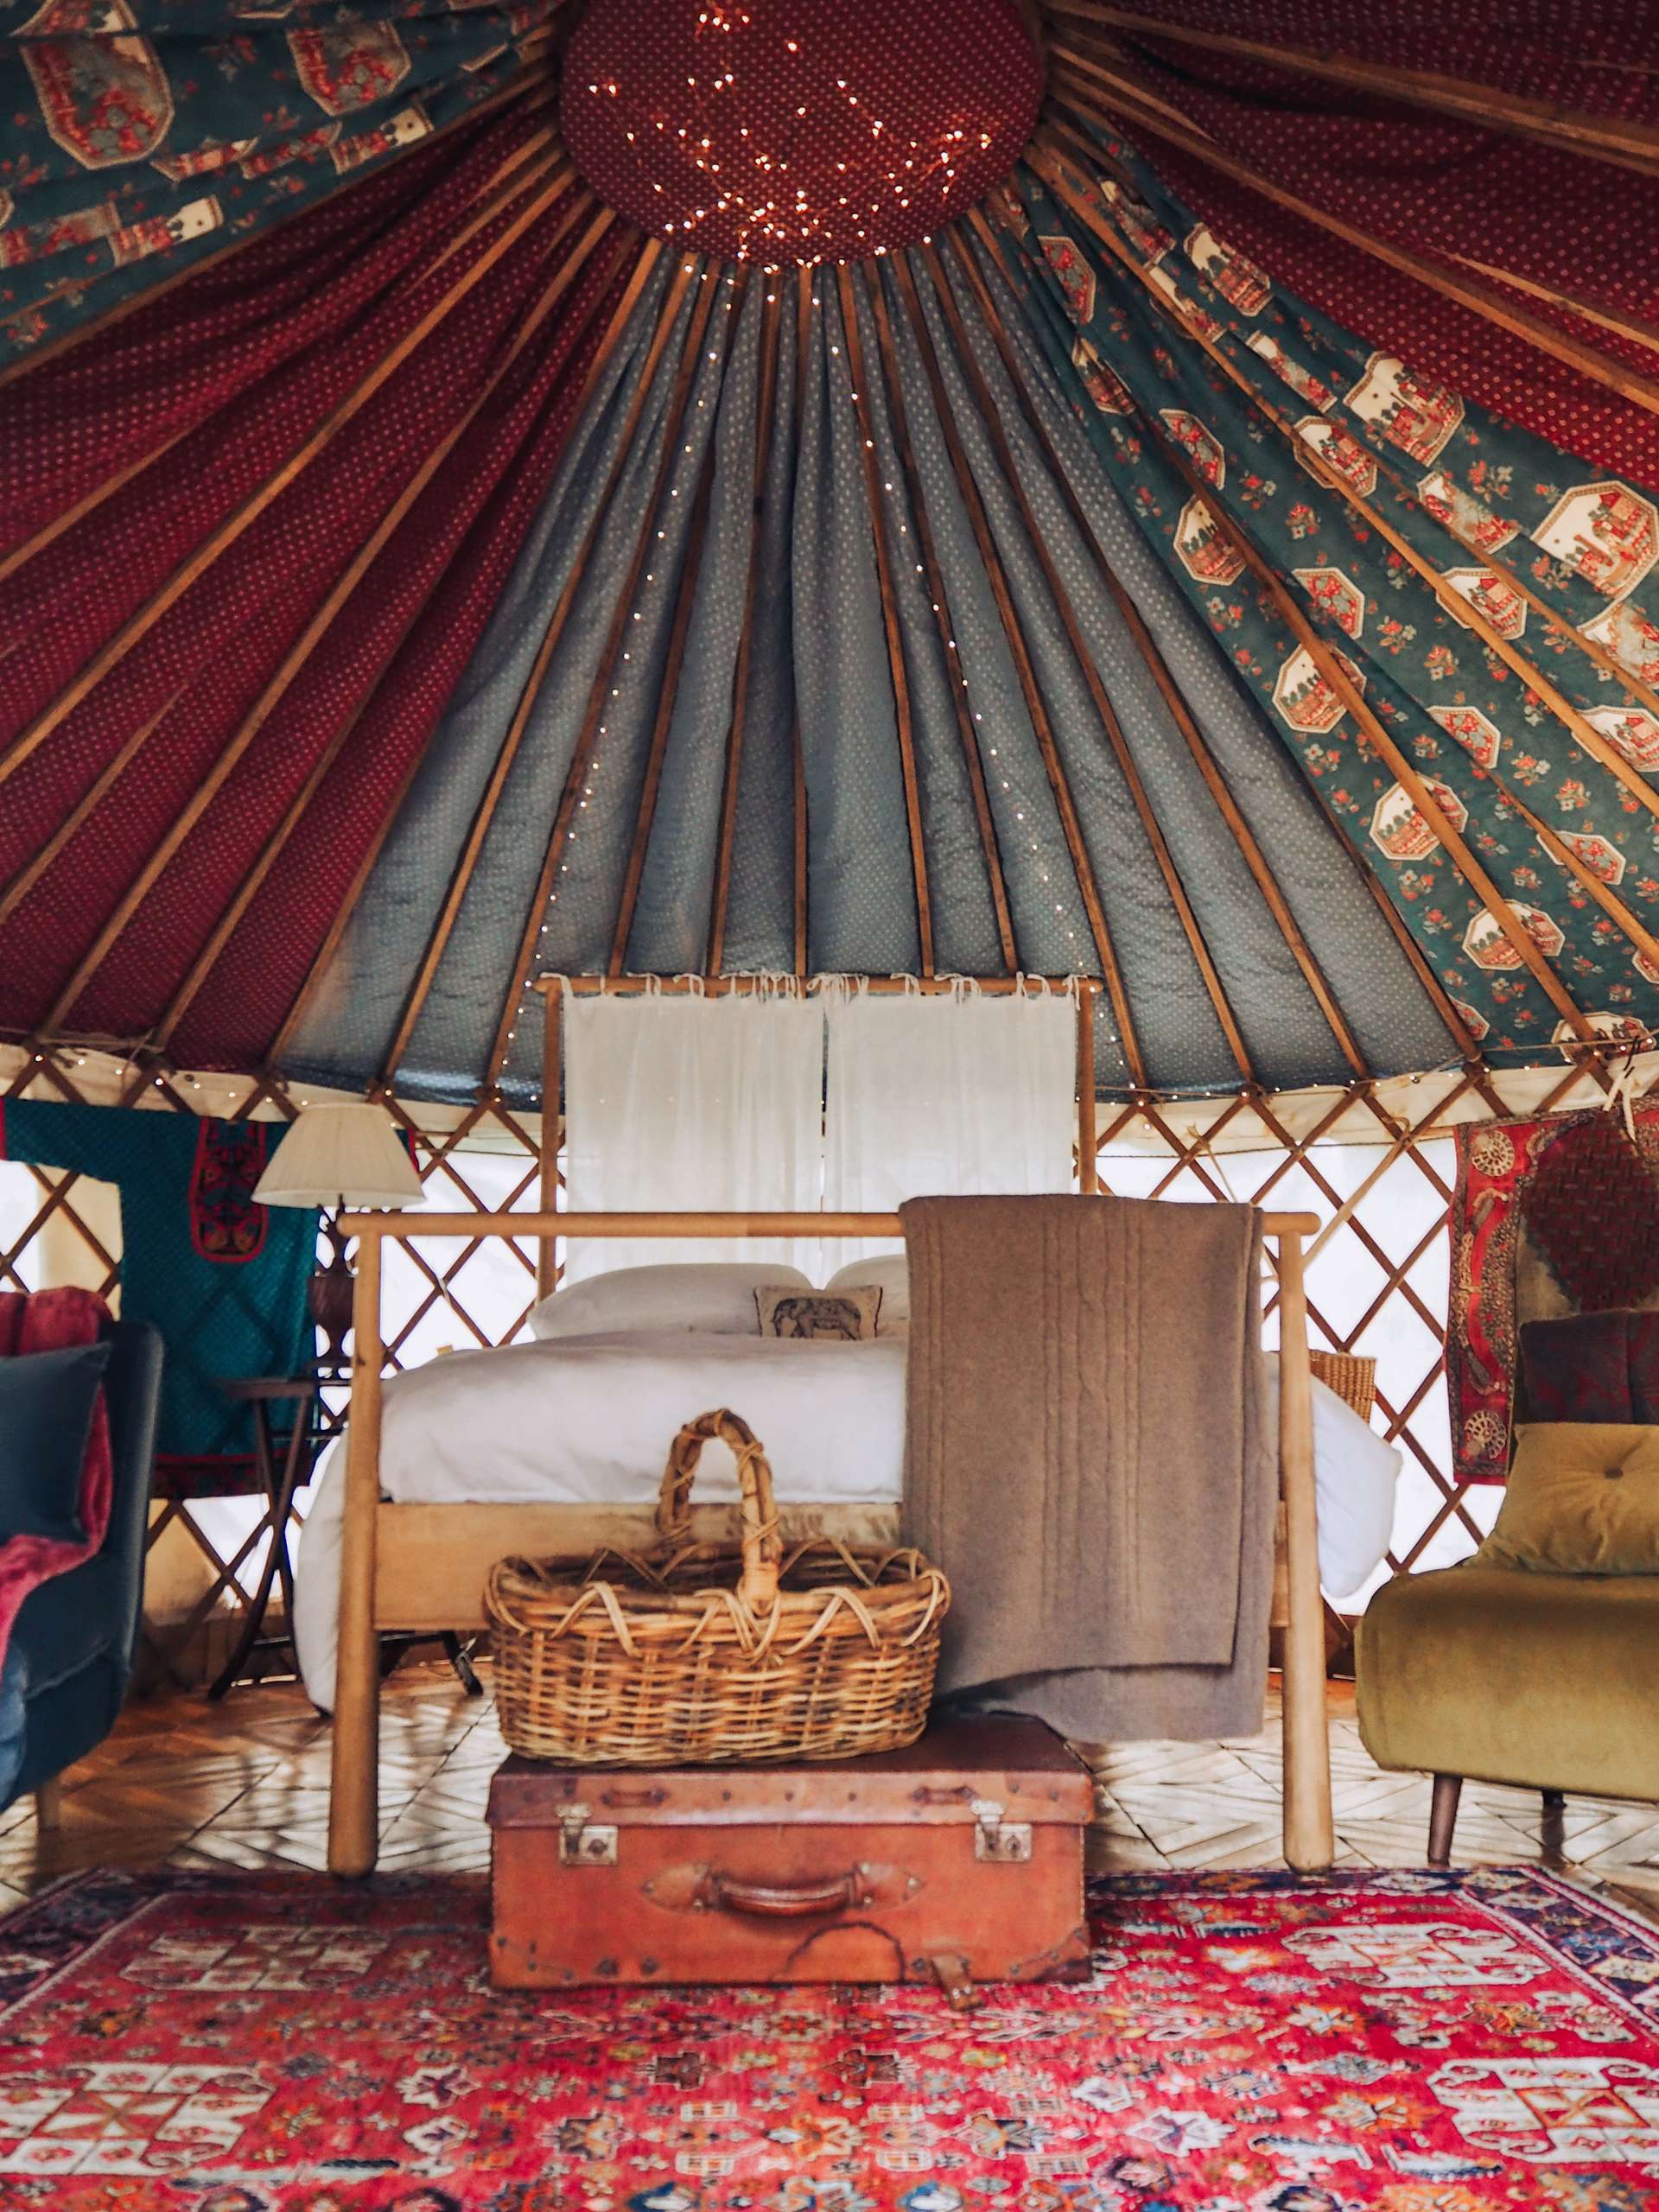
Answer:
(884, 251, 1147, 1084)
(836, 264, 934, 976)
(951, 213, 1370, 1078)
(372, 242, 677, 1082)
(607, 333, 728, 973)
(480, 263, 725, 1093)
(0, 149, 580, 788)
(1129, 415, 1602, 1043)
(792, 267, 812, 979)
(706, 282, 785, 976)
(1046, 61, 1659, 421)
(156, 232, 647, 1055)
(1044, 118, 1659, 787)
(1046, 4, 1659, 179)
(45, 201, 615, 1040)
(263, 245, 671, 1075)
(914, 238, 1257, 1084)
(1015, 156, 1595, 1041)
(0, 424, 193, 590)
(1445, 254, 1659, 359)
(0, 73, 556, 399)
(1033, 134, 1659, 819)
(0, 681, 193, 928)
(864, 263, 1018, 975)
(0, 112, 569, 592)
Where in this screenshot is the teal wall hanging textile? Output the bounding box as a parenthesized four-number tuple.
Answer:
(0, 1101, 315, 1484)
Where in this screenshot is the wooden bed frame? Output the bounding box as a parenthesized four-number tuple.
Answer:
(326, 1204, 1329, 1879)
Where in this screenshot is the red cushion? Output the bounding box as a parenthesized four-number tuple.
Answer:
(1520, 1308, 1659, 1424)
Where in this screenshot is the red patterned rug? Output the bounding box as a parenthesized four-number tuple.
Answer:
(0, 1867, 1656, 2209)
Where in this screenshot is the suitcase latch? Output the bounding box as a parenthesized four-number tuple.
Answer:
(970, 1796, 1032, 1863)
(556, 1803, 618, 1867)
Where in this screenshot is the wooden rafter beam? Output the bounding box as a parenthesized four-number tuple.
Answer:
(1445, 253, 1659, 359)
(372, 238, 671, 1084)
(1046, 62, 1659, 422)
(886, 250, 1147, 1085)
(953, 211, 1368, 1077)
(1046, 113, 1659, 732)
(480, 261, 724, 1092)
(836, 264, 934, 976)
(865, 257, 1018, 976)
(1032, 130, 1659, 818)
(0, 149, 579, 791)
(0, 681, 193, 930)
(1019, 138, 1592, 1044)
(1046, 3, 1659, 178)
(0, 73, 556, 398)
(264, 256, 674, 1078)
(45, 198, 615, 1041)
(792, 266, 812, 980)
(607, 357, 725, 975)
(918, 237, 1256, 1083)
(156, 228, 646, 1056)
(707, 280, 784, 976)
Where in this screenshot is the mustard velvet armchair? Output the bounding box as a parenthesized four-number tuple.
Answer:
(1355, 1560, 1659, 1865)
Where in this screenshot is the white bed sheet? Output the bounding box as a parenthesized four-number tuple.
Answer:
(293, 1335, 1398, 1708)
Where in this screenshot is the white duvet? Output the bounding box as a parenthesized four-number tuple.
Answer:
(293, 1332, 1399, 1707)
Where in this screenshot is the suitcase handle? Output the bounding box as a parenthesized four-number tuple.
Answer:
(709, 1871, 858, 1918)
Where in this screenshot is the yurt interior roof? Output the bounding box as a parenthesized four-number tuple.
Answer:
(4, 0, 1659, 2195)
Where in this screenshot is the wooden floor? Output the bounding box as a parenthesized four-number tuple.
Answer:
(6, 1662, 1659, 1917)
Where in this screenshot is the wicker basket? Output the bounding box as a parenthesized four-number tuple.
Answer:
(485, 1408, 950, 1767)
(1307, 1351, 1377, 1421)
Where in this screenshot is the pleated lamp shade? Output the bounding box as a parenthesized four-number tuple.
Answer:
(252, 1103, 423, 1210)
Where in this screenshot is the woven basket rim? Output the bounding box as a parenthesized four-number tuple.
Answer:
(488, 1541, 946, 1623)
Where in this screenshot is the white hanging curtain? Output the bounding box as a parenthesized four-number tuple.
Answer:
(822, 980, 1079, 1260)
(560, 983, 825, 1279)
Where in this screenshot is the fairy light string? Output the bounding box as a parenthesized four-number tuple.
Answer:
(563, 0, 1043, 267)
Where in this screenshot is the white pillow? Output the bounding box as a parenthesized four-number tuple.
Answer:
(531, 1262, 813, 1341)
(1264, 1356, 1401, 1601)
(826, 1255, 909, 1334)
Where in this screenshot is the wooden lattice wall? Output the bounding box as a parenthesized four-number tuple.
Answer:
(0, 1037, 1637, 1682)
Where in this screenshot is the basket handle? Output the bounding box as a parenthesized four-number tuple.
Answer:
(655, 1408, 783, 1615)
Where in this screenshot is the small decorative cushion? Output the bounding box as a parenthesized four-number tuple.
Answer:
(531, 1262, 814, 1340)
(754, 1286, 882, 1341)
(1520, 1309, 1659, 1424)
(0, 1339, 111, 1543)
(825, 1255, 910, 1333)
(1478, 1421, 1659, 1574)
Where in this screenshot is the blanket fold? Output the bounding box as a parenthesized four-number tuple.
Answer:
(901, 1194, 1274, 1741)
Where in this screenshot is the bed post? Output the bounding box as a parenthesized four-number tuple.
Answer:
(328, 1227, 385, 1878)
(537, 979, 563, 1297)
(1077, 980, 1098, 1197)
(1276, 1223, 1334, 1871)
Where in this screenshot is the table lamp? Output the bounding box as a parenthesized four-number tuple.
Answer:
(252, 1103, 423, 1370)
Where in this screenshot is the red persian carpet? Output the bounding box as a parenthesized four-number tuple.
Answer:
(0, 1868, 1656, 2210)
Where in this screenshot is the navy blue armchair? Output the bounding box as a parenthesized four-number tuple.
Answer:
(3, 1319, 163, 1814)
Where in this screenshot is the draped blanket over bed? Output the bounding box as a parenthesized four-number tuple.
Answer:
(902, 1194, 1276, 1741)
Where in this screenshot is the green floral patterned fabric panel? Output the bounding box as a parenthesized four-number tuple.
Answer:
(0, 0, 548, 359)
(1004, 124, 1659, 1060)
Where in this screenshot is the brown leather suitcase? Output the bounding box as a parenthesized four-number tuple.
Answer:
(486, 1714, 1093, 2000)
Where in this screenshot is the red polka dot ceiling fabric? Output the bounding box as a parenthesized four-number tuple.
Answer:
(561, 0, 1044, 263)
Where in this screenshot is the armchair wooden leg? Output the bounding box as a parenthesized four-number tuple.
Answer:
(1541, 1787, 1566, 1859)
(35, 1780, 61, 1833)
(1427, 1773, 1461, 1867)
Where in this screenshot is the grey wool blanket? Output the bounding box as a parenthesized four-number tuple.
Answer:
(901, 1194, 1275, 1742)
